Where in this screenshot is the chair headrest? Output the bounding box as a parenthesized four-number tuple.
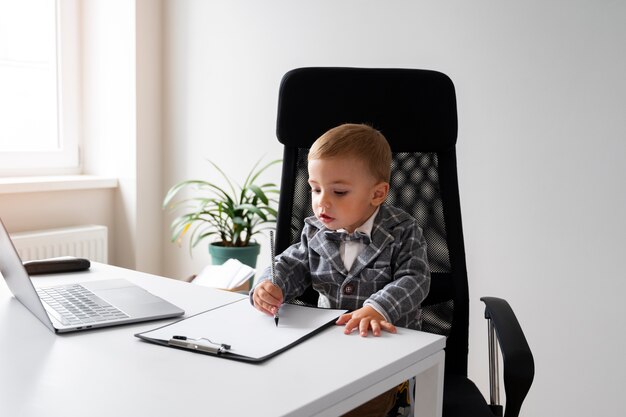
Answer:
(276, 67, 458, 152)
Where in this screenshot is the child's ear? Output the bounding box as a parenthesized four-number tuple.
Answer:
(372, 182, 390, 206)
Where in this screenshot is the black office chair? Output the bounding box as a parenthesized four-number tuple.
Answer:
(273, 67, 534, 417)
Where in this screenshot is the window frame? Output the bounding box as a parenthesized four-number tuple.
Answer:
(0, 0, 81, 177)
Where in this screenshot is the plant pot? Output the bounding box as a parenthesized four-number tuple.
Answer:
(208, 242, 261, 268)
(208, 242, 260, 290)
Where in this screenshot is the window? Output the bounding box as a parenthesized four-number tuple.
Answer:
(0, 0, 80, 176)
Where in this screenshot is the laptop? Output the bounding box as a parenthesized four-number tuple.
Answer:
(0, 219, 184, 333)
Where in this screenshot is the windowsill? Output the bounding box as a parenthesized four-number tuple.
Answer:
(0, 175, 118, 194)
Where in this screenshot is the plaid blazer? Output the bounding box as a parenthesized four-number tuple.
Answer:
(254, 204, 430, 330)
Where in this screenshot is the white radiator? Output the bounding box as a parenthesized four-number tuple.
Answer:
(10, 225, 108, 263)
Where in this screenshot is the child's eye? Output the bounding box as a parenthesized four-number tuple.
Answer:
(310, 188, 321, 194)
(334, 190, 348, 196)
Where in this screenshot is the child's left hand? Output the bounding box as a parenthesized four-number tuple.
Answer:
(336, 305, 397, 337)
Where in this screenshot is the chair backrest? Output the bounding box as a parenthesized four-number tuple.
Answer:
(274, 67, 469, 376)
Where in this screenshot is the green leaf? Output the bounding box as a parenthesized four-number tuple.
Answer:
(246, 158, 282, 189)
(206, 159, 238, 201)
(248, 184, 269, 205)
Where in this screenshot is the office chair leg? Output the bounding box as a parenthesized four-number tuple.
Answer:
(488, 319, 504, 416)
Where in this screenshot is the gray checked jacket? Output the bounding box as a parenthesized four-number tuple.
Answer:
(254, 204, 431, 330)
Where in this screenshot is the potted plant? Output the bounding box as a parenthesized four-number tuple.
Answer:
(163, 158, 281, 270)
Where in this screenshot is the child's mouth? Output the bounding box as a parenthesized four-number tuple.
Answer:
(319, 213, 334, 223)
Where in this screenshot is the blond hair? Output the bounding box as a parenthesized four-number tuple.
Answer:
(308, 124, 392, 182)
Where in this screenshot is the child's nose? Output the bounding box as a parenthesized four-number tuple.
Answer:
(318, 192, 331, 208)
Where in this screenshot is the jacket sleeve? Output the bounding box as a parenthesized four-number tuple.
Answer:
(364, 220, 431, 324)
(251, 226, 313, 303)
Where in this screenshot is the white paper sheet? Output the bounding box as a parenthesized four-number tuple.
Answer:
(138, 299, 347, 360)
(192, 259, 255, 289)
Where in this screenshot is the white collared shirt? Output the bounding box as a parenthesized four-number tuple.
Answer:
(337, 206, 379, 272)
(317, 207, 383, 315)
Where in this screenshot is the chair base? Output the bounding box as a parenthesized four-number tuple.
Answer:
(443, 374, 495, 417)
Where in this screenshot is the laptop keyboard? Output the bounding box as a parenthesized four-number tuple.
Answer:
(37, 284, 129, 326)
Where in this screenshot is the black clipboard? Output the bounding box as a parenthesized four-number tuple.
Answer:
(135, 299, 347, 363)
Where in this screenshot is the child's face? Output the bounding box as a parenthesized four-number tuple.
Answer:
(308, 157, 389, 233)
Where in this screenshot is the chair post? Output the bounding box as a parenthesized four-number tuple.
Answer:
(487, 318, 504, 416)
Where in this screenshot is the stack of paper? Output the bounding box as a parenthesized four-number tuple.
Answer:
(191, 258, 255, 290)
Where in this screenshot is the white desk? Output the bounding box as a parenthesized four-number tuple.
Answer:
(0, 263, 445, 417)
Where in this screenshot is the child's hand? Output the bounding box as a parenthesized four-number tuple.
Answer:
(252, 280, 283, 317)
(336, 305, 397, 337)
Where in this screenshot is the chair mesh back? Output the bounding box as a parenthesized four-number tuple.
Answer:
(388, 152, 450, 273)
(285, 148, 456, 340)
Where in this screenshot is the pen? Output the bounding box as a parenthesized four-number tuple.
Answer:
(269, 230, 279, 326)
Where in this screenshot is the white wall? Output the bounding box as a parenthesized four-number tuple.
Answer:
(82, 0, 163, 274)
(81, 0, 137, 269)
(161, 1, 626, 416)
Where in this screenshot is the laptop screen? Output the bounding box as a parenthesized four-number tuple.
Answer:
(0, 219, 55, 331)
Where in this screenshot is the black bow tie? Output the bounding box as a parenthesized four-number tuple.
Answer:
(324, 230, 371, 245)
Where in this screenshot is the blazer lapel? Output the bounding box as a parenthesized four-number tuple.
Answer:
(306, 218, 349, 276)
(348, 223, 394, 277)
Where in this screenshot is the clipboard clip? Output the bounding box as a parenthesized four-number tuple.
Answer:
(169, 335, 231, 355)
